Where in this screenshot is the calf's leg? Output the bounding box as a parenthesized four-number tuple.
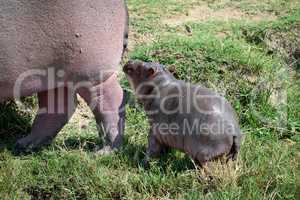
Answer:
(142, 131, 168, 168)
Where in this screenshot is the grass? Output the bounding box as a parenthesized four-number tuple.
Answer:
(1, 0, 300, 199)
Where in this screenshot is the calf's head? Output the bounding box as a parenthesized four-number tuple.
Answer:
(124, 60, 169, 105)
(124, 60, 162, 90)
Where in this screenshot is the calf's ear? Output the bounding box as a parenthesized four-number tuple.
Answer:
(147, 67, 157, 77)
(167, 65, 179, 78)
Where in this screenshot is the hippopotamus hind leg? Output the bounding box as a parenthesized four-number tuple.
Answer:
(15, 87, 77, 154)
(226, 135, 242, 161)
(78, 73, 126, 155)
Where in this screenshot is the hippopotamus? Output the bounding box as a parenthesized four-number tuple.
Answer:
(0, 0, 128, 153)
(123, 60, 242, 166)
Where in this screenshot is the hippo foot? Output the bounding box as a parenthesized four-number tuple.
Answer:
(14, 137, 52, 155)
(226, 152, 238, 162)
(14, 142, 36, 155)
(95, 145, 117, 156)
(141, 157, 150, 169)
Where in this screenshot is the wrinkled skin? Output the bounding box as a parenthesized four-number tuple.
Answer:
(124, 60, 242, 166)
(0, 0, 128, 154)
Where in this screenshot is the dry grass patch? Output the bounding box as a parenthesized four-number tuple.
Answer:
(127, 30, 155, 52)
(163, 5, 277, 26)
(67, 96, 93, 130)
(196, 159, 243, 191)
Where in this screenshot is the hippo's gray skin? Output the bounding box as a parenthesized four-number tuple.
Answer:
(0, 0, 128, 154)
(123, 60, 242, 166)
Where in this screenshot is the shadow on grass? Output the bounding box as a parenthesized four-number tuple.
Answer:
(58, 134, 103, 152)
(0, 101, 33, 151)
(112, 137, 195, 173)
(0, 100, 195, 173)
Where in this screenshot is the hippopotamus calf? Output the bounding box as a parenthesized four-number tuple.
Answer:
(123, 60, 242, 166)
(0, 0, 128, 153)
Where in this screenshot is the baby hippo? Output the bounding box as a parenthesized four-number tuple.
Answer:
(123, 60, 242, 166)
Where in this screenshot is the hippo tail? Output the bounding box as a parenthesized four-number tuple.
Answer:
(227, 133, 242, 161)
(122, 1, 129, 55)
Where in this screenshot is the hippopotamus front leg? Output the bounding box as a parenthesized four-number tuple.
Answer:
(15, 87, 77, 154)
(78, 73, 125, 155)
(142, 129, 168, 168)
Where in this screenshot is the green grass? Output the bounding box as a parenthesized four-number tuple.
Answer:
(1, 0, 300, 199)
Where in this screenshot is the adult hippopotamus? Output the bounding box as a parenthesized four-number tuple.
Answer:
(0, 0, 128, 153)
